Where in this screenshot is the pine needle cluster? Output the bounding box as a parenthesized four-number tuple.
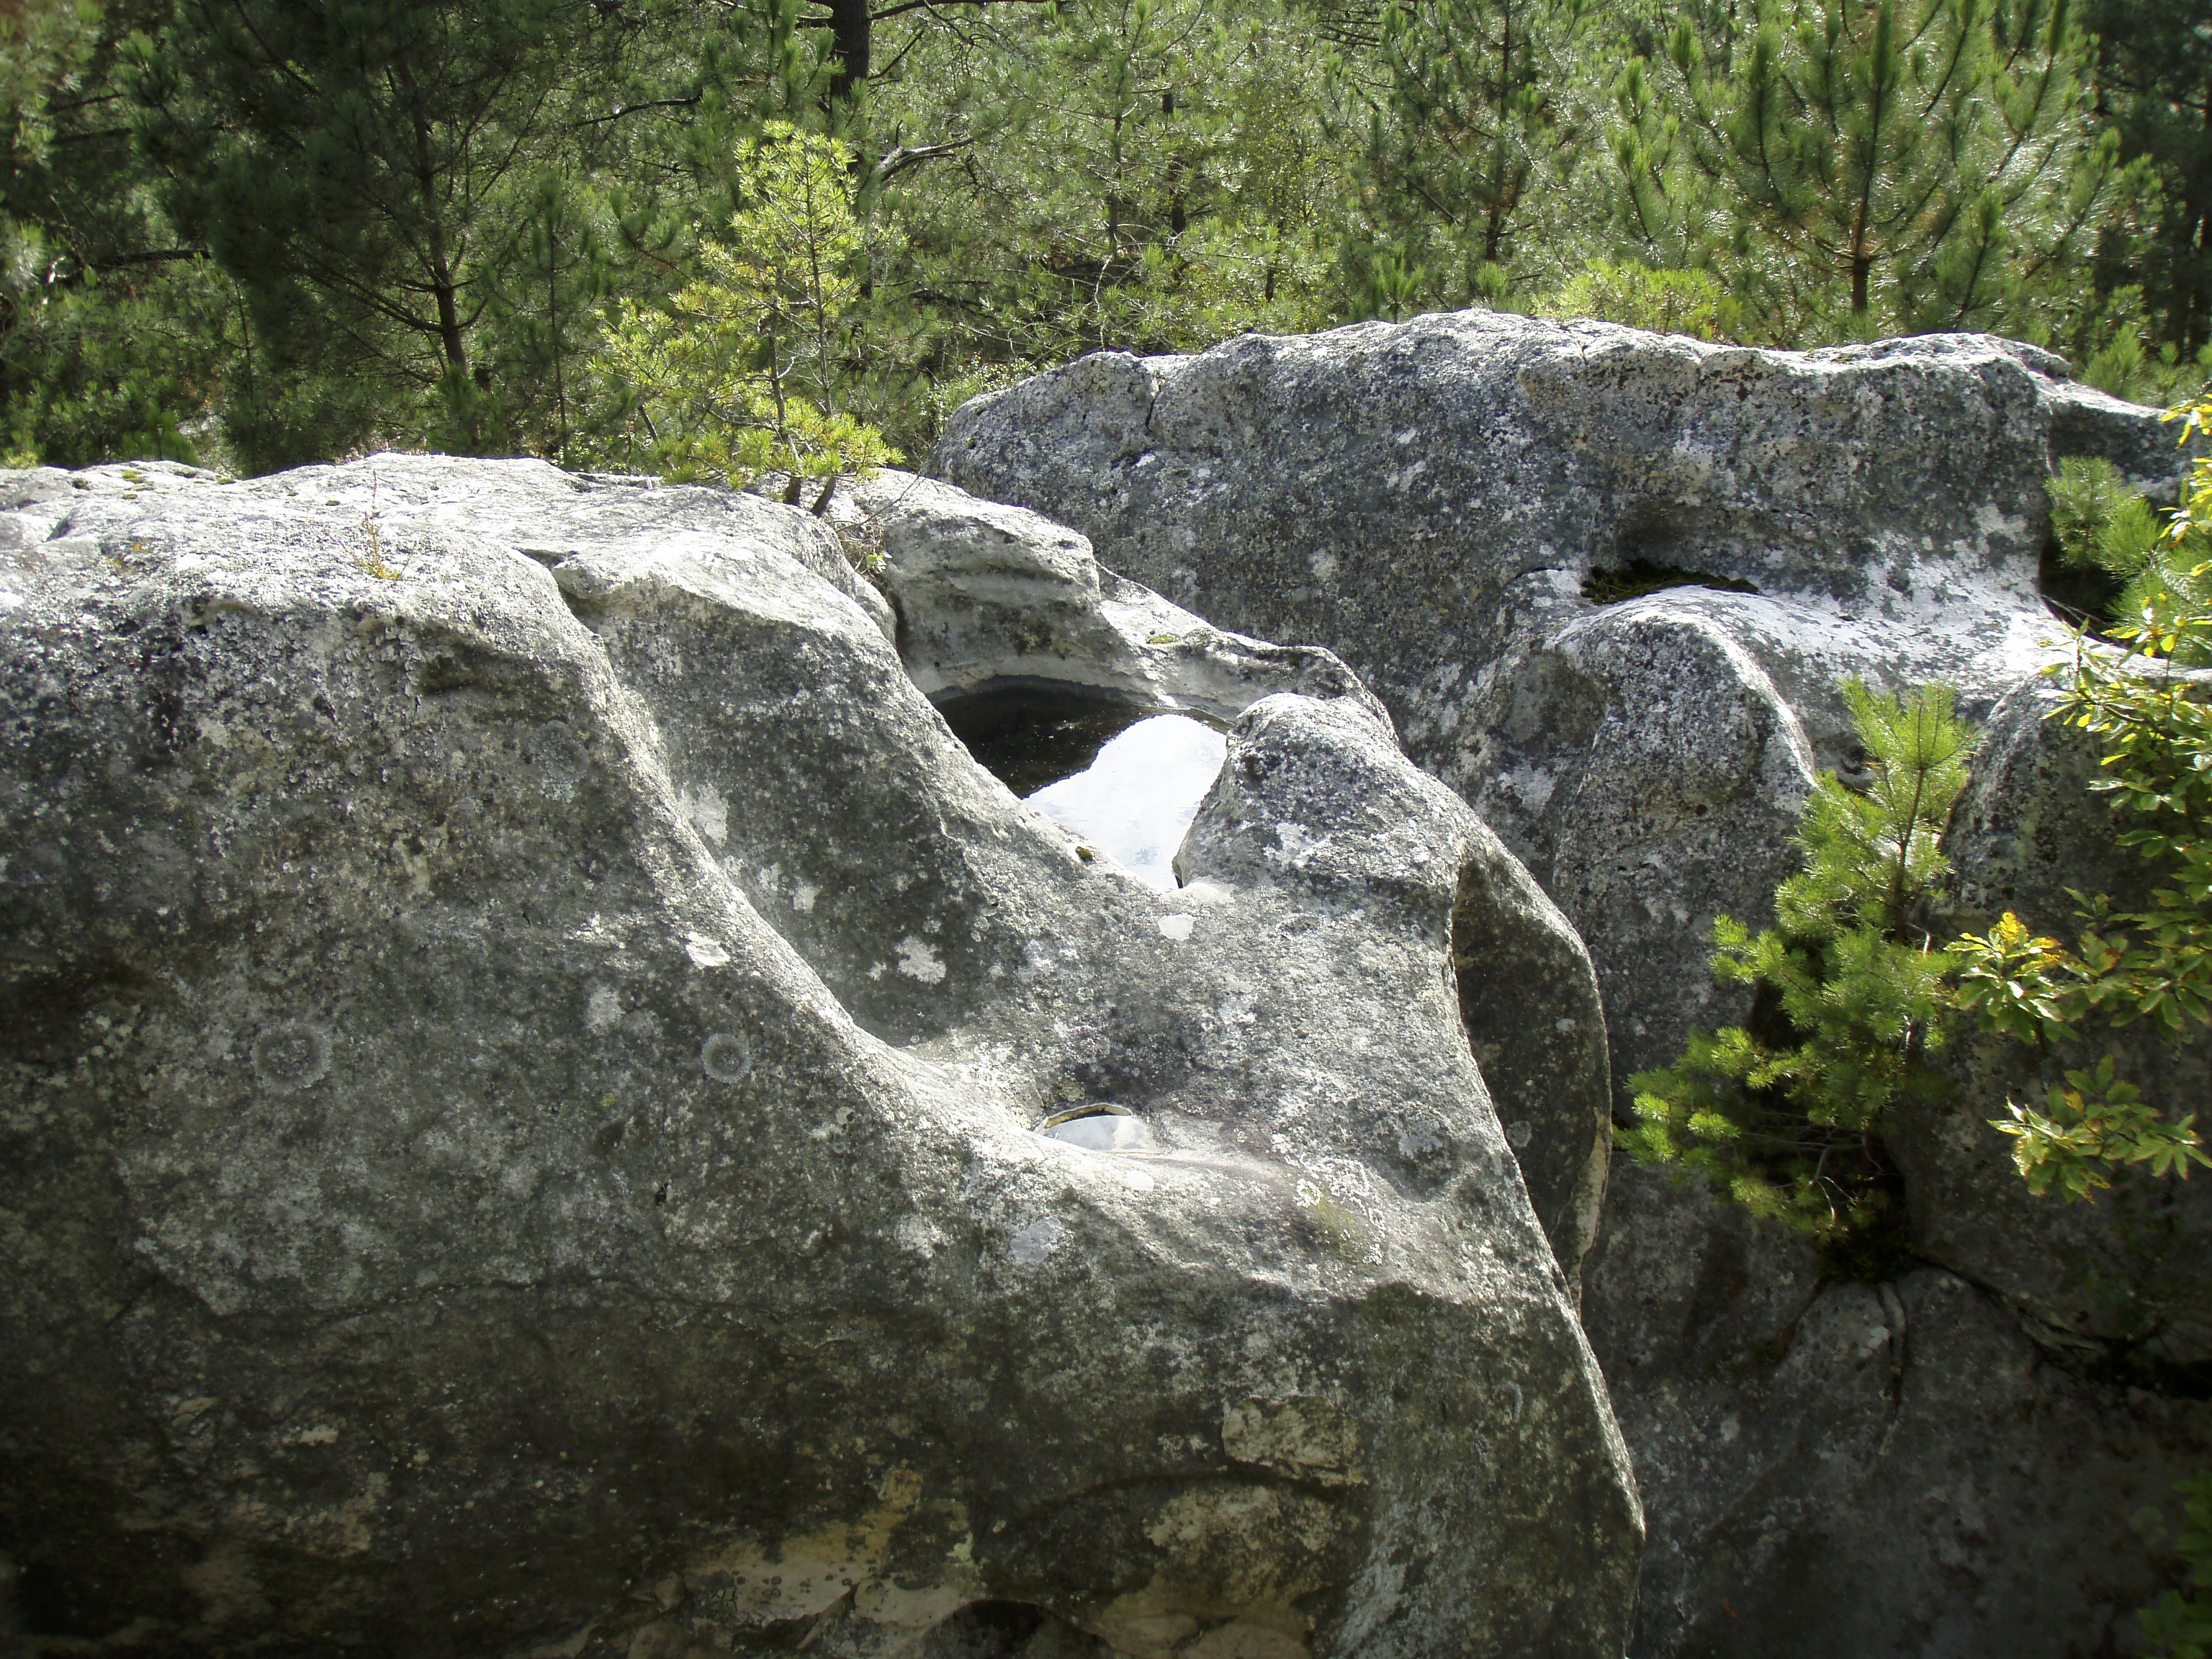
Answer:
(1619, 681, 1975, 1244)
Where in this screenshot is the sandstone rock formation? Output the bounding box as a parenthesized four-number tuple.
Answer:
(929, 313, 2212, 1657)
(0, 455, 1636, 1657)
(928, 317, 2189, 1094)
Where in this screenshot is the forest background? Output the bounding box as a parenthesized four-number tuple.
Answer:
(2, 0, 2208, 477)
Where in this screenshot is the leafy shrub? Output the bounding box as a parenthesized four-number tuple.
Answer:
(1628, 399, 2212, 1244)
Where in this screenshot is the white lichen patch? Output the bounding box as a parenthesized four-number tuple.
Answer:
(896, 1214, 947, 1258)
(584, 985, 622, 1034)
(1221, 1396, 1366, 1488)
(1267, 823, 1333, 871)
(684, 932, 731, 968)
(675, 781, 729, 847)
(1009, 1215, 1066, 1264)
(895, 935, 947, 983)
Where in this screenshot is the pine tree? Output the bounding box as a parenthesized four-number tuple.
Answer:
(1621, 682, 1977, 1245)
(132, 0, 601, 453)
(1354, 0, 1599, 307)
(1607, 0, 2146, 339)
(2080, 0, 2211, 358)
(1956, 396, 2212, 1198)
(0, 0, 240, 466)
(592, 124, 896, 509)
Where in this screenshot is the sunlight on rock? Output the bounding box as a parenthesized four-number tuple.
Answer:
(1025, 714, 1226, 891)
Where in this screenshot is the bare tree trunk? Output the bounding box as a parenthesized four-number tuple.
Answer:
(827, 0, 871, 107)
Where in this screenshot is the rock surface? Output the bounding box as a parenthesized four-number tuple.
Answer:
(1582, 1162, 2212, 1659)
(0, 455, 1637, 1657)
(824, 469, 1394, 728)
(927, 315, 2194, 1094)
(928, 314, 2212, 1657)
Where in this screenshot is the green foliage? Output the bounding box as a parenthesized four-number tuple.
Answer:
(1621, 682, 1977, 1243)
(874, 1, 1350, 373)
(1536, 259, 1740, 340)
(2080, 0, 2212, 365)
(1605, 0, 2146, 341)
(1951, 394, 2212, 1200)
(2068, 286, 2212, 407)
(1354, 0, 1597, 308)
(2051, 455, 2175, 581)
(592, 124, 896, 508)
(135, 0, 580, 396)
(0, 0, 2197, 472)
(0, 0, 244, 465)
(2142, 1473, 2212, 1659)
(0, 228, 230, 467)
(2047, 455, 2212, 661)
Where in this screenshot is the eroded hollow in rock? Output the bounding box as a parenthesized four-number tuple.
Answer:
(1582, 557, 1762, 606)
(912, 1599, 1052, 1657)
(935, 679, 1157, 794)
(1038, 1102, 1159, 1151)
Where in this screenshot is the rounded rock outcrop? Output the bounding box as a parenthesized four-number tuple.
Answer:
(0, 454, 1637, 1658)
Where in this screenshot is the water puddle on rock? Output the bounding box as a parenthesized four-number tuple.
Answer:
(935, 684, 1227, 891)
(1025, 714, 1227, 890)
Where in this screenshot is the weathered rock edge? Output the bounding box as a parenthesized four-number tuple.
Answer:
(926, 314, 2194, 1096)
(0, 456, 1637, 1658)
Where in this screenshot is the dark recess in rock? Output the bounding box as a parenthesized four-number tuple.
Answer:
(1581, 557, 1762, 606)
(932, 678, 1160, 794)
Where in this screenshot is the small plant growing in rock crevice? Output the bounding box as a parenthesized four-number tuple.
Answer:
(1619, 680, 1975, 1254)
(2141, 1471, 2212, 1658)
(351, 467, 404, 581)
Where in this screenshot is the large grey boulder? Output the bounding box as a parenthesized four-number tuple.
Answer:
(927, 315, 2191, 1093)
(0, 455, 1637, 1657)
(927, 315, 2212, 1658)
(1582, 1162, 2212, 1659)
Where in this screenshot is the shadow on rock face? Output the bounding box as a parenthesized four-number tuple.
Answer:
(0, 454, 1637, 1658)
(932, 679, 1159, 796)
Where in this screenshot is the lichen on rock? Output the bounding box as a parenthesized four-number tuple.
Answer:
(0, 453, 1635, 1657)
